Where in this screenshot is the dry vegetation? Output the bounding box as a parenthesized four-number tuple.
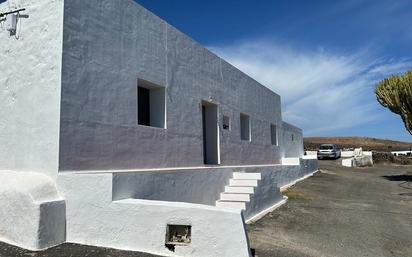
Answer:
(304, 136, 412, 151)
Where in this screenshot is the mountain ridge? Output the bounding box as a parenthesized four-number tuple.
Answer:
(304, 136, 412, 151)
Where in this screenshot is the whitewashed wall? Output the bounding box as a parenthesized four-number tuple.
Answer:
(0, 0, 63, 178)
(281, 122, 304, 158)
(58, 173, 251, 257)
(57, 0, 306, 172)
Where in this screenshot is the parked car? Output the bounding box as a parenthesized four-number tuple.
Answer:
(317, 144, 341, 160)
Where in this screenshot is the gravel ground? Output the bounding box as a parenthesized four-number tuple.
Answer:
(248, 160, 412, 257)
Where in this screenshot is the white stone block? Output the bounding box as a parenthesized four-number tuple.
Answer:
(0, 171, 65, 250)
(342, 158, 353, 167)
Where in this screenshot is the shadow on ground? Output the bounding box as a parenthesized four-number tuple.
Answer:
(382, 174, 412, 182)
(0, 242, 161, 257)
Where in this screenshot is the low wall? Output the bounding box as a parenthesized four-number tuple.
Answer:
(341, 151, 372, 157)
(58, 173, 251, 257)
(112, 168, 234, 205)
(56, 160, 318, 256)
(112, 161, 318, 208)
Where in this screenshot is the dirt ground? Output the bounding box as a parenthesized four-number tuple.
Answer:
(248, 160, 412, 257)
(1, 160, 411, 257)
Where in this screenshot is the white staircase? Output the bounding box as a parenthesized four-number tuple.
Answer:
(216, 172, 261, 210)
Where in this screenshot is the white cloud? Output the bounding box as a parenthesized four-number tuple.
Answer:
(209, 40, 412, 135)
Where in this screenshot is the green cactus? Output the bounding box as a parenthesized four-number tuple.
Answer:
(375, 68, 412, 135)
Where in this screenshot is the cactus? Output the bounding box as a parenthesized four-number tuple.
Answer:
(375, 68, 412, 135)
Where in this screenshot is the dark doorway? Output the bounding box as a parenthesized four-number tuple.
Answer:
(202, 102, 220, 165)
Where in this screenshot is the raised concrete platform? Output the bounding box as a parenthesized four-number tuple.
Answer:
(0, 171, 65, 251)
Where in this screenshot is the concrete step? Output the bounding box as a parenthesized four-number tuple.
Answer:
(229, 179, 258, 187)
(220, 193, 250, 202)
(216, 200, 246, 210)
(233, 172, 261, 180)
(224, 186, 254, 194)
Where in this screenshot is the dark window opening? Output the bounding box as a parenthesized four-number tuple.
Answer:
(138, 87, 150, 126)
(223, 115, 231, 130)
(271, 124, 278, 145)
(137, 79, 165, 128)
(240, 113, 251, 141)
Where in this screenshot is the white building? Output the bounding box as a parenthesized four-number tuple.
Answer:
(0, 0, 318, 256)
(392, 151, 412, 157)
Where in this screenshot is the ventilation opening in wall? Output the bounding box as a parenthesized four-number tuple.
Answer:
(223, 115, 231, 130)
(165, 224, 191, 251)
(271, 124, 278, 145)
(137, 79, 166, 128)
(240, 113, 251, 141)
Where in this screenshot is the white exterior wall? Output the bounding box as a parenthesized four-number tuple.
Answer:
(57, 0, 302, 172)
(0, 0, 64, 178)
(58, 173, 251, 257)
(0, 0, 316, 255)
(281, 122, 304, 158)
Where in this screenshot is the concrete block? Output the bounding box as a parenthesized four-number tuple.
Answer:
(342, 158, 353, 167)
(0, 171, 65, 250)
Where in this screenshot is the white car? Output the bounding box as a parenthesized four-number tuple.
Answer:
(317, 144, 341, 160)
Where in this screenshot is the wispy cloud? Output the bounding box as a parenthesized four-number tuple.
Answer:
(209, 40, 412, 135)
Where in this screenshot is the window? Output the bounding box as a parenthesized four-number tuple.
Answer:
(223, 115, 231, 130)
(291, 134, 294, 142)
(240, 113, 251, 141)
(270, 124, 278, 145)
(137, 79, 166, 128)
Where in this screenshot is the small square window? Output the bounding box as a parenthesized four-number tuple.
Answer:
(240, 113, 251, 141)
(223, 115, 231, 130)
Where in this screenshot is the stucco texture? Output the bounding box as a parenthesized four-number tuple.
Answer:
(58, 173, 251, 257)
(58, 0, 300, 172)
(0, 0, 64, 178)
(0, 171, 65, 250)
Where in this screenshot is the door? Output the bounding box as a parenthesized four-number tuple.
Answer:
(202, 102, 220, 165)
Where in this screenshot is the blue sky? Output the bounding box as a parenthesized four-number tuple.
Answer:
(136, 0, 412, 142)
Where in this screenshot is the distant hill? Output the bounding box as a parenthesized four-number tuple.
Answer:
(304, 137, 412, 152)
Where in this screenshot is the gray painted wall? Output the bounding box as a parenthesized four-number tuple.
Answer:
(59, 0, 302, 171)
